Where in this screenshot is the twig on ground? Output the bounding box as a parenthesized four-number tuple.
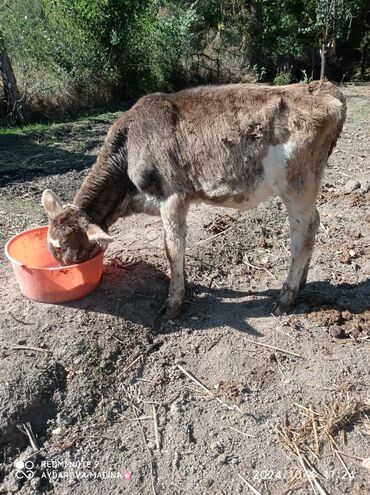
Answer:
(152, 405, 160, 450)
(244, 338, 302, 359)
(236, 472, 263, 494)
(112, 334, 125, 345)
(270, 313, 297, 341)
(320, 222, 329, 235)
(176, 364, 211, 395)
(196, 224, 238, 246)
(186, 254, 218, 270)
(228, 425, 255, 438)
(132, 404, 157, 495)
(10, 345, 51, 354)
(118, 354, 143, 377)
(334, 169, 355, 179)
(243, 257, 277, 279)
(23, 154, 45, 164)
(294, 403, 319, 415)
(176, 364, 242, 412)
(310, 405, 320, 454)
(121, 415, 153, 422)
(275, 354, 287, 378)
(329, 434, 351, 477)
(280, 240, 290, 254)
(9, 312, 32, 325)
(17, 422, 38, 452)
(136, 378, 160, 384)
(279, 396, 370, 493)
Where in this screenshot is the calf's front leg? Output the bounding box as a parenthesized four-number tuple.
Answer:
(160, 194, 189, 319)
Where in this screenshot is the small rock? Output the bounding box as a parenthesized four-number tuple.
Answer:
(362, 458, 370, 472)
(218, 454, 227, 464)
(170, 402, 180, 416)
(341, 310, 352, 321)
(51, 426, 65, 436)
(342, 180, 361, 194)
(360, 181, 370, 193)
(147, 441, 156, 450)
(329, 325, 343, 338)
(349, 327, 360, 339)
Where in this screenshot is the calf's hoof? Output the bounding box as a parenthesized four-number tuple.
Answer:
(273, 284, 298, 316)
(159, 297, 184, 320)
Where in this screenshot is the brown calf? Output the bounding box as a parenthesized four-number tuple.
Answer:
(42, 81, 346, 318)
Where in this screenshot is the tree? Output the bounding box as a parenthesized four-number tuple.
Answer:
(314, 0, 353, 79)
(0, 32, 22, 124)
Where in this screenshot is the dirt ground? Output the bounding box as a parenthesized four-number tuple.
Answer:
(0, 85, 369, 495)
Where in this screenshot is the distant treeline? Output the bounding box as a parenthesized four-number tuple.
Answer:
(0, 0, 369, 125)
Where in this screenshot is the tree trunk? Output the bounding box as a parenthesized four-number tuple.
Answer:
(360, 38, 369, 80)
(0, 35, 22, 125)
(250, 1, 264, 77)
(319, 43, 326, 81)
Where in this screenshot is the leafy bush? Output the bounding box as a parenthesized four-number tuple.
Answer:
(1, 0, 369, 124)
(273, 68, 292, 86)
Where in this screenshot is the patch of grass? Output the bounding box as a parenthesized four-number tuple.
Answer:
(0, 122, 52, 136)
(0, 110, 123, 177)
(0, 196, 44, 245)
(0, 110, 123, 136)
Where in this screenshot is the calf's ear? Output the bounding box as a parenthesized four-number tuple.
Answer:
(86, 224, 114, 248)
(42, 189, 63, 218)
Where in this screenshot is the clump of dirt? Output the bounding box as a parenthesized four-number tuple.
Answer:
(203, 213, 237, 234)
(307, 309, 370, 340)
(215, 379, 244, 404)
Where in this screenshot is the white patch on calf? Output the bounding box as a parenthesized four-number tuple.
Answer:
(49, 237, 61, 248)
(207, 141, 296, 210)
(262, 141, 295, 194)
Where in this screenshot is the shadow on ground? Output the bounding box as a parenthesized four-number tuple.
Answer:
(0, 133, 95, 187)
(61, 260, 370, 337)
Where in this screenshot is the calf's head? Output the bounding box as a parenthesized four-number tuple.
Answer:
(42, 189, 113, 265)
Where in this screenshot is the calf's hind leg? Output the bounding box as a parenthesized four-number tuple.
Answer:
(274, 194, 320, 315)
(160, 194, 189, 319)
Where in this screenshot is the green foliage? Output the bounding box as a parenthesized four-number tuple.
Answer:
(300, 69, 311, 84)
(273, 67, 293, 85)
(127, 1, 198, 92)
(0, 0, 369, 123)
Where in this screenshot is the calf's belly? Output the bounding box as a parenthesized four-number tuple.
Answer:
(193, 142, 294, 210)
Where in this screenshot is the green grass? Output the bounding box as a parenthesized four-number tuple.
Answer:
(0, 110, 123, 136)
(0, 110, 123, 176)
(0, 196, 44, 245)
(0, 122, 50, 136)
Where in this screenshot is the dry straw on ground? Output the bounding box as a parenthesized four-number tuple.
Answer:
(278, 394, 370, 494)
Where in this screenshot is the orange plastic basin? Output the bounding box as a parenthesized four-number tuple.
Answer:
(5, 226, 104, 303)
